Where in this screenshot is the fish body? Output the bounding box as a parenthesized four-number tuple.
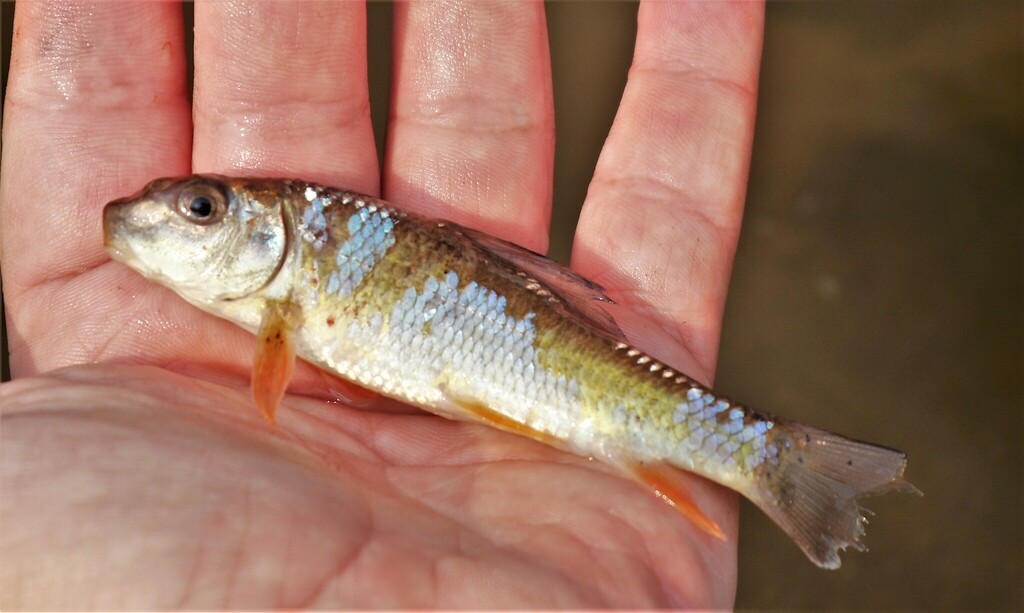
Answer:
(103, 175, 917, 569)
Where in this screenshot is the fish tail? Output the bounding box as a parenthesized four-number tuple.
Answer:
(747, 422, 920, 569)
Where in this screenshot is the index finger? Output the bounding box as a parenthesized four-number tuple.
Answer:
(0, 1, 191, 294)
(0, 1, 191, 375)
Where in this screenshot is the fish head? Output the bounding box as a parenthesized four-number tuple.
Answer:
(103, 175, 288, 303)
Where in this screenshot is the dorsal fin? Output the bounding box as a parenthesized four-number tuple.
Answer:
(448, 223, 627, 343)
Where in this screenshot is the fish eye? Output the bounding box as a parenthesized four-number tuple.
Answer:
(177, 184, 227, 225)
(189, 196, 213, 218)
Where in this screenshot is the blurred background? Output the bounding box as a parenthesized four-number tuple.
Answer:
(2, 1, 1021, 610)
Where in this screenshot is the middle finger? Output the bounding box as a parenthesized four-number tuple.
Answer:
(192, 0, 378, 194)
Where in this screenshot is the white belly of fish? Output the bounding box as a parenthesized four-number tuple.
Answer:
(298, 269, 595, 450)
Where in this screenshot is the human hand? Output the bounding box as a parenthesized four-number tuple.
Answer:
(0, 1, 762, 608)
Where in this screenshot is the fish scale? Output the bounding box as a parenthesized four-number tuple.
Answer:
(302, 190, 734, 456)
(103, 175, 918, 569)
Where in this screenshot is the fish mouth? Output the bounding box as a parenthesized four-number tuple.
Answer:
(102, 178, 171, 263)
(102, 197, 138, 265)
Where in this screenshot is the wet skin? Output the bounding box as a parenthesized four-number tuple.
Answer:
(0, 1, 762, 608)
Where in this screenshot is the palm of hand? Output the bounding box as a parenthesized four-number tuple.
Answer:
(1, 2, 762, 609)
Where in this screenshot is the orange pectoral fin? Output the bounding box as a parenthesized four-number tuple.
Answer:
(628, 462, 726, 541)
(252, 302, 296, 426)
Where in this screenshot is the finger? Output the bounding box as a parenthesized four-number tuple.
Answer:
(572, 1, 764, 383)
(0, 1, 191, 375)
(0, 0, 191, 298)
(192, 1, 378, 195)
(384, 0, 554, 253)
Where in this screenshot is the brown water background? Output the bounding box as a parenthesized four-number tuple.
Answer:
(2, 2, 1021, 609)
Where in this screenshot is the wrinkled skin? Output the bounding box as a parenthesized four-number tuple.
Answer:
(0, 1, 762, 609)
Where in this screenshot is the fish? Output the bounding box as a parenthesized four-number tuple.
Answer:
(102, 175, 919, 569)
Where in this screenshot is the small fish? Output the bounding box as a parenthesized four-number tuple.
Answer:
(103, 175, 919, 569)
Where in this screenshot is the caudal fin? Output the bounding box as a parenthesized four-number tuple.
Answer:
(749, 423, 920, 569)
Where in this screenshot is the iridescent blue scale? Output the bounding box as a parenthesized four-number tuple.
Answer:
(321, 205, 398, 299)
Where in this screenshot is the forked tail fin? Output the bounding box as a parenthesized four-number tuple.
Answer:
(748, 423, 920, 569)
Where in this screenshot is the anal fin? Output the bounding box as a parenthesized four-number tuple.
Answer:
(442, 390, 724, 540)
(441, 391, 724, 540)
(252, 300, 297, 425)
(628, 461, 726, 541)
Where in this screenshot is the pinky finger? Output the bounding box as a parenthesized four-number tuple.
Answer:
(571, 1, 764, 384)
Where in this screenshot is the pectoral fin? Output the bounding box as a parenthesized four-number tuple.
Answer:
(627, 461, 726, 541)
(253, 301, 296, 425)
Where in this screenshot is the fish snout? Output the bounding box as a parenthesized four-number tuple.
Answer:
(102, 197, 137, 261)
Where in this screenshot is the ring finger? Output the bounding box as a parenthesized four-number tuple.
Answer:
(384, 0, 555, 253)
